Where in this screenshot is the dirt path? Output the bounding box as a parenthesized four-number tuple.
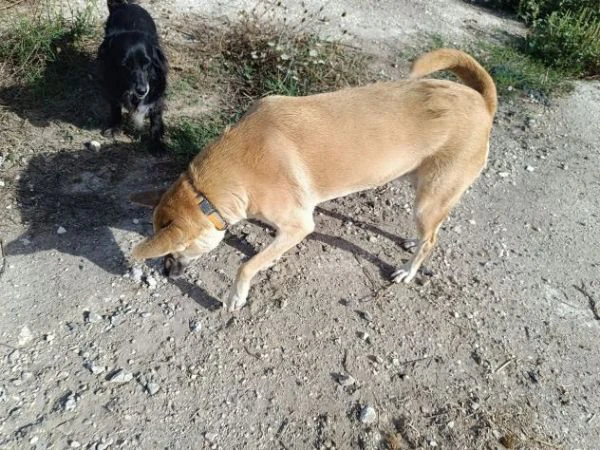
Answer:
(1, 1, 599, 449)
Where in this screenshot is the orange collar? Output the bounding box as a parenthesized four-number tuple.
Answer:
(187, 174, 228, 231)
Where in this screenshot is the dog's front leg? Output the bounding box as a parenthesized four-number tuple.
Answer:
(148, 102, 165, 154)
(103, 101, 122, 138)
(227, 216, 315, 311)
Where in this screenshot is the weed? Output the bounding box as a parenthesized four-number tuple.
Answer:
(168, 116, 229, 158)
(0, 1, 99, 85)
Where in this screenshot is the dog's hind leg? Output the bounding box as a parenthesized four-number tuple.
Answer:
(227, 211, 315, 311)
(391, 154, 484, 283)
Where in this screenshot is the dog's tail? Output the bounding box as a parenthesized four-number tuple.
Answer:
(107, 0, 136, 11)
(409, 49, 497, 116)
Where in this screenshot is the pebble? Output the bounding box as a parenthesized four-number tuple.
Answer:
(63, 392, 77, 411)
(498, 171, 510, 178)
(85, 311, 102, 324)
(18, 326, 34, 347)
(108, 369, 133, 383)
(189, 320, 202, 332)
(525, 165, 535, 172)
(205, 432, 218, 443)
(337, 374, 356, 387)
(70, 440, 81, 448)
(57, 226, 67, 235)
(146, 382, 160, 395)
(88, 363, 105, 375)
(96, 439, 113, 450)
(129, 266, 143, 283)
(145, 275, 157, 289)
(359, 405, 377, 425)
(359, 311, 373, 322)
(0, 179, 5, 188)
(132, 218, 140, 224)
(85, 140, 101, 151)
(357, 331, 369, 341)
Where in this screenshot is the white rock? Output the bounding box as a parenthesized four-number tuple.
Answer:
(85, 140, 101, 151)
(108, 369, 133, 383)
(147, 382, 160, 395)
(70, 440, 81, 448)
(359, 405, 377, 425)
(525, 165, 535, 172)
(498, 171, 510, 178)
(63, 393, 77, 411)
(357, 331, 369, 341)
(88, 363, 105, 375)
(337, 374, 356, 387)
(0, 179, 5, 188)
(132, 218, 140, 224)
(18, 326, 34, 347)
(205, 432, 218, 443)
(85, 311, 102, 324)
(57, 226, 67, 235)
(130, 266, 143, 283)
(145, 275, 157, 289)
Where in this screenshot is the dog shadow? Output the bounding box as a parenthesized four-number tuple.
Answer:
(0, 35, 106, 130)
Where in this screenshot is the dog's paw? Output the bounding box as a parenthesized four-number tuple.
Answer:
(391, 265, 416, 284)
(102, 127, 122, 139)
(226, 292, 247, 312)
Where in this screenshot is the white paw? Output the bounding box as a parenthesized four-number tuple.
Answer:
(391, 266, 416, 284)
(226, 291, 247, 312)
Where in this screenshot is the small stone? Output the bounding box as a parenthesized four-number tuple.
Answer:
(96, 439, 113, 450)
(189, 320, 202, 333)
(525, 165, 535, 172)
(130, 266, 143, 283)
(18, 326, 34, 347)
(70, 440, 81, 448)
(132, 218, 140, 224)
(429, 441, 438, 447)
(45, 333, 55, 342)
(145, 275, 157, 289)
(357, 331, 369, 341)
(8, 349, 20, 363)
(368, 235, 377, 243)
(88, 363, 105, 375)
(84, 311, 102, 324)
(30, 436, 39, 445)
(447, 421, 455, 429)
(107, 369, 133, 383)
(146, 382, 160, 395)
(63, 392, 77, 411)
(498, 171, 510, 178)
(337, 374, 356, 387)
(85, 140, 101, 151)
(0, 179, 5, 188)
(57, 226, 67, 235)
(359, 311, 373, 322)
(205, 432, 218, 443)
(359, 405, 377, 425)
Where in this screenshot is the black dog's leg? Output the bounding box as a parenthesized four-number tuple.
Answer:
(148, 102, 166, 155)
(103, 101, 123, 138)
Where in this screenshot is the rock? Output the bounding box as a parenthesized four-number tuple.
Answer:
(85, 140, 101, 151)
(359, 405, 377, 425)
(45, 333, 55, 342)
(96, 439, 113, 450)
(189, 320, 202, 333)
(525, 165, 535, 172)
(337, 374, 356, 387)
(63, 392, 77, 411)
(18, 326, 34, 347)
(69, 440, 81, 448)
(146, 382, 160, 396)
(84, 311, 102, 324)
(87, 363, 105, 375)
(357, 331, 369, 342)
(132, 218, 140, 224)
(107, 369, 133, 384)
(498, 171, 510, 178)
(359, 311, 373, 322)
(0, 179, 5, 188)
(57, 226, 67, 235)
(145, 275, 157, 289)
(205, 432, 218, 443)
(130, 266, 143, 283)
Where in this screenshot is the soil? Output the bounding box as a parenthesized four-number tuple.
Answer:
(1, 1, 599, 449)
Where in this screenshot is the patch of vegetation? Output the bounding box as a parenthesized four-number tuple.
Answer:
(168, 116, 229, 157)
(466, 0, 600, 77)
(0, 2, 99, 85)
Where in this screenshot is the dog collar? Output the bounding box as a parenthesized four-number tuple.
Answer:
(186, 174, 228, 231)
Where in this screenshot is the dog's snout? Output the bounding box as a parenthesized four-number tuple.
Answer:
(135, 84, 149, 98)
(163, 254, 184, 279)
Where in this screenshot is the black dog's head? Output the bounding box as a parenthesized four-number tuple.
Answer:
(99, 32, 167, 109)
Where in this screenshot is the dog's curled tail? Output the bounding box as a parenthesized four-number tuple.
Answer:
(409, 49, 497, 116)
(107, 0, 136, 11)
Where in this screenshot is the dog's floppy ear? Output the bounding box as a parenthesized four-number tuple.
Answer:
(151, 45, 167, 72)
(132, 223, 184, 260)
(129, 190, 166, 208)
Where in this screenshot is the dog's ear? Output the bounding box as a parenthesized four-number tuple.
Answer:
(132, 223, 184, 260)
(151, 45, 167, 72)
(129, 190, 166, 208)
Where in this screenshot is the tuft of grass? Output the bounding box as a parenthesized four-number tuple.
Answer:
(168, 116, 229, 158)
(0, 2, 99, 85)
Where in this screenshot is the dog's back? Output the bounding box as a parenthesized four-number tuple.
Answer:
(105, 0, 157, 36)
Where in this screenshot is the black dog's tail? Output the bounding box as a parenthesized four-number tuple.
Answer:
(107, 0, 136, 11)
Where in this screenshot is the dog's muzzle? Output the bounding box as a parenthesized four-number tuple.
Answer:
(163, 254, 185, 279)
(135, 84, 150, 99)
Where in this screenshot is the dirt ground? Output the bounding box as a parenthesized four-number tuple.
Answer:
(1, 1, 600, 449)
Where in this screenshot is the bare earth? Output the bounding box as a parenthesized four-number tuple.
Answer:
(1, 1, 599, 449)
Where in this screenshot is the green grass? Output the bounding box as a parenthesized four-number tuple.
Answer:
(168, 116, 229, 158)
(0, 2, 99, 85)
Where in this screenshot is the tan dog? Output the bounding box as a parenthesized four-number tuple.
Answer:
(130, 49, 497, 311)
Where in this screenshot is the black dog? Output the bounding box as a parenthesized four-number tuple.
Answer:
(98, 0, 168, 153)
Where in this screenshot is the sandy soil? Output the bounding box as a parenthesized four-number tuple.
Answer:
(1, 1, 599, 449)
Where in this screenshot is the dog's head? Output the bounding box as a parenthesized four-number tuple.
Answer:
(99, 33, 167, 108)
(130, 180, 225, 278)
